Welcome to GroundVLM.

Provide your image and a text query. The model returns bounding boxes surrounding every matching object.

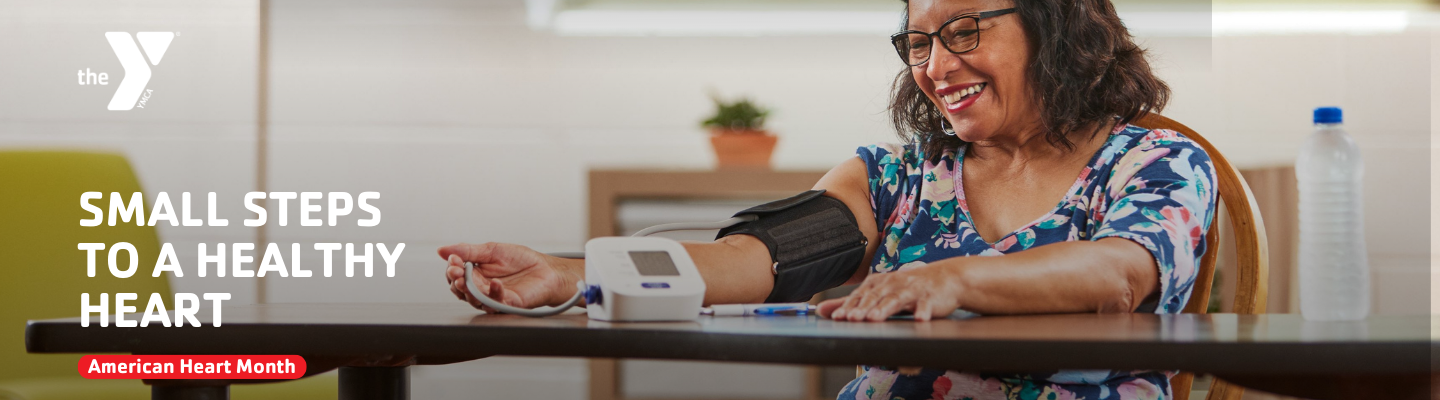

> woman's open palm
[440,242,579,313]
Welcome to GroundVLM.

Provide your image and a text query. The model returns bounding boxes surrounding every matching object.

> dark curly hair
[891,0,1170,159]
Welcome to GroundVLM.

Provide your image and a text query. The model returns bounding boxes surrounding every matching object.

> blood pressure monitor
[583,237,706,322]
[466,190,858,320]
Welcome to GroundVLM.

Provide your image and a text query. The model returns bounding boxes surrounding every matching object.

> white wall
[0,0,263,303]
[1208,32,1433,316]
[1,1,1432,399]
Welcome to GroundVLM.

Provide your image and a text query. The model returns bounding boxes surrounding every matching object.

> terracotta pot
[708,129,777,169]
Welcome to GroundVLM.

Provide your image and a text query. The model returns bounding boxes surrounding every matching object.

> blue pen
[702,303,815,316]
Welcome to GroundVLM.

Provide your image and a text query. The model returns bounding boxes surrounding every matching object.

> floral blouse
[838,124,1216,400]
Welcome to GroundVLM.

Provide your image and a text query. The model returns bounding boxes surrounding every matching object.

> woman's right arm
[442,156,880,309]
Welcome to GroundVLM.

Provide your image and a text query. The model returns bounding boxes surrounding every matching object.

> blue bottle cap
[1314,107,1342,124]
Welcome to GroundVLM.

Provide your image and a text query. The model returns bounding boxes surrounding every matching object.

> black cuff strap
[716,190,868,303]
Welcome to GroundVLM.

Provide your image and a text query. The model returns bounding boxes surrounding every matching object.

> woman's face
[907,0,1036,143]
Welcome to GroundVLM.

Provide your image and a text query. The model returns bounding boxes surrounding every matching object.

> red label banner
[78,355,306,379]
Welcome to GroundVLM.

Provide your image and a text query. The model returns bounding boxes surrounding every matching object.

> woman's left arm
[818,238,1157,321]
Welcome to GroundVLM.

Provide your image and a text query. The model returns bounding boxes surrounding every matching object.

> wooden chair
[1133,113,1270,400]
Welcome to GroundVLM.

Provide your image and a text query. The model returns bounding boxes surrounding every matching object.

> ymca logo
[76,32,175,110]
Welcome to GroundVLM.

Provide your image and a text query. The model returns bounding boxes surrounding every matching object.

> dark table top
[26,303,1436,375]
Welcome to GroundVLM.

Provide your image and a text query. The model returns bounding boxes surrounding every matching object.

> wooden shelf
[588,169,829,238]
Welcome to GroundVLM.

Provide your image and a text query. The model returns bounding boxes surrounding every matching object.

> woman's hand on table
[439,243,582,312]
[817,264,962,322]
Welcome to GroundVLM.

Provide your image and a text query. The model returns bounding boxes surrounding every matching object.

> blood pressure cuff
[716,190,868,303]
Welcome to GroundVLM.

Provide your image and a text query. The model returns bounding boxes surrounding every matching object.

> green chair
[0,150,336,400]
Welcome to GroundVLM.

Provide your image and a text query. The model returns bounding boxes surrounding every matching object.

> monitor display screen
[628,251,680,276]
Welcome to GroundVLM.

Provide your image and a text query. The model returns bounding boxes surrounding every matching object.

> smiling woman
[824,0,1206,398]
[892,0,1169,157]
[438,0,1212,399]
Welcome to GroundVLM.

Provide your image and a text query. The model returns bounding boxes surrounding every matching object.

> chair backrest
[0,151,171,381]
[1133,114,1270,400]
[1133,114,1270,315]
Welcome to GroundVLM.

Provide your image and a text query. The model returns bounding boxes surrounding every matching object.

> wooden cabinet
[589,169,829,238]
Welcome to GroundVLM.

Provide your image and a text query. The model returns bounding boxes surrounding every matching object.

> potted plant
[701,95,777,169]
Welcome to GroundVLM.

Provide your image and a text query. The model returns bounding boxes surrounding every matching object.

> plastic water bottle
[1296,107,1369,321]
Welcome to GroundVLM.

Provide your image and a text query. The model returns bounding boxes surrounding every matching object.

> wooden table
[26,304,1435,400]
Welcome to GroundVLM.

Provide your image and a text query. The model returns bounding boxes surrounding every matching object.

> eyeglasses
[890,8,1016,66]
